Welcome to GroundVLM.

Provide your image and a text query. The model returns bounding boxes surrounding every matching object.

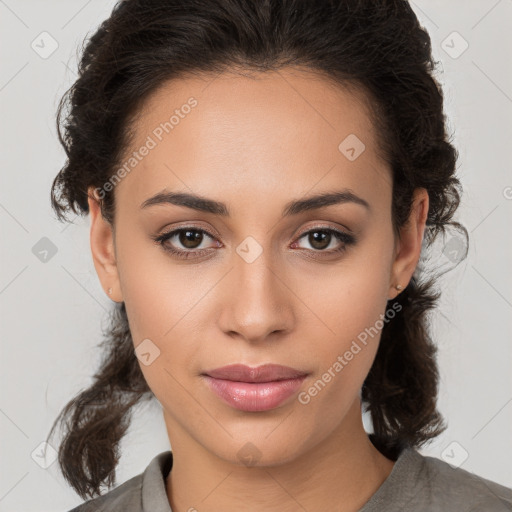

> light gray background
[1,1,511,510]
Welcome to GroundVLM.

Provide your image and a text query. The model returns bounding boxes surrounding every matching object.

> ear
[87,187,123,302]
[388,187,429,300]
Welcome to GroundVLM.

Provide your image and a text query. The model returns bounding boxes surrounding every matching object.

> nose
[216,250,295,344]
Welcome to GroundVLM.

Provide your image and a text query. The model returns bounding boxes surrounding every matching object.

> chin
[202,430,309,469]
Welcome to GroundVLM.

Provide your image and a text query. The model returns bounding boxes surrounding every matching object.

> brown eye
[178,229,205,249]
[152,227,219,259]
[307,230,331,250]
[294,227,356,254]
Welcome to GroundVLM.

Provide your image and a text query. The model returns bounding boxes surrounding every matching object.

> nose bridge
[218,240,293,341]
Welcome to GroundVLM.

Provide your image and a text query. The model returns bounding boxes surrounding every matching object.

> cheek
[308,290,384,396]
[115,230,189,341]
[300,237,393,348]
[114,236,209,391]
[297,238,393,399]
[295,288,386,427]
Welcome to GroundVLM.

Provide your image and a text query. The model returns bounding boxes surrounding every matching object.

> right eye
[152,227,220,259]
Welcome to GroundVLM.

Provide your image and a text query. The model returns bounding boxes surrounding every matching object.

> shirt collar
[141,450,174,512]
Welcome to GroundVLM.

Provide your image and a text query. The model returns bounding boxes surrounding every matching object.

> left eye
[152,226,356,259]
[293,228,355,252]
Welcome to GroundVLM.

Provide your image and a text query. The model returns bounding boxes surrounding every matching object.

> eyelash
[151,225,356,260]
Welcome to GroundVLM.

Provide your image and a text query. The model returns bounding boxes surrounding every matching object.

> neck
[165,398,395,512]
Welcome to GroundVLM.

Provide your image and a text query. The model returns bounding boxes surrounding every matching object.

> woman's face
[89,67,427,465]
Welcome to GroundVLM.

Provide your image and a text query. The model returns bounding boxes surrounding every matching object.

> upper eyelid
[160,225,217,240]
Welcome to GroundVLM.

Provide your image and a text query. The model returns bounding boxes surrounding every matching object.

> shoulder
[419,451,512,511]
[66,451,173,512]
[362,447,512,512]
[409,450,512,512]
[66,473,143,512]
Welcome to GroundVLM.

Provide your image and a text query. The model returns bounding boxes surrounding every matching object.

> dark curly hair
[46,0,469,501]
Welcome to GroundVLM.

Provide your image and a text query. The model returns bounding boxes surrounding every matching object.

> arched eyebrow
[140,189,371,216]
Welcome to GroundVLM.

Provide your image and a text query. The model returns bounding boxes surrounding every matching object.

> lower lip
[202,375,307,412]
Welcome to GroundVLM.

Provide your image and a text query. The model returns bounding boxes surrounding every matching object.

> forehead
[115,67,390,211]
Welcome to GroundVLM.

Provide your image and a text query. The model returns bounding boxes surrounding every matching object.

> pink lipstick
[201,363,308,412]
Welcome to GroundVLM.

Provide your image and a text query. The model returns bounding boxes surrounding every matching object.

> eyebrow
[140,189,371,216]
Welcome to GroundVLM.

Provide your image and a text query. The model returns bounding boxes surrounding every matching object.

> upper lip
[203,364,309,383]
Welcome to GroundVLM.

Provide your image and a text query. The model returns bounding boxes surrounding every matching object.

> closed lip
[202,363,309,383]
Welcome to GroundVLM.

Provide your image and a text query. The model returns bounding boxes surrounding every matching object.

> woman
[47,0,512,510]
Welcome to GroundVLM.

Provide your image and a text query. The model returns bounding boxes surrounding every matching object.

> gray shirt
[68,448,512,511]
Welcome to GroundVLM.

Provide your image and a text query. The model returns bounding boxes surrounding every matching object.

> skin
[87,67,428,512]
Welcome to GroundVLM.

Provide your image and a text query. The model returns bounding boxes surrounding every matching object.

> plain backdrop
[1,1,511,510]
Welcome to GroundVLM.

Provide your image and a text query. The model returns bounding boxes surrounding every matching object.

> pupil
[180,230,202,249]
[310,231,330,250]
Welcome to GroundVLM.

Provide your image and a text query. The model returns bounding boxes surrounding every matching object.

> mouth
[201,364,309,412]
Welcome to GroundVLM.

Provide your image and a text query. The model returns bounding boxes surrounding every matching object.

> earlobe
[87,187,122,302]
[388,188,429,300]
